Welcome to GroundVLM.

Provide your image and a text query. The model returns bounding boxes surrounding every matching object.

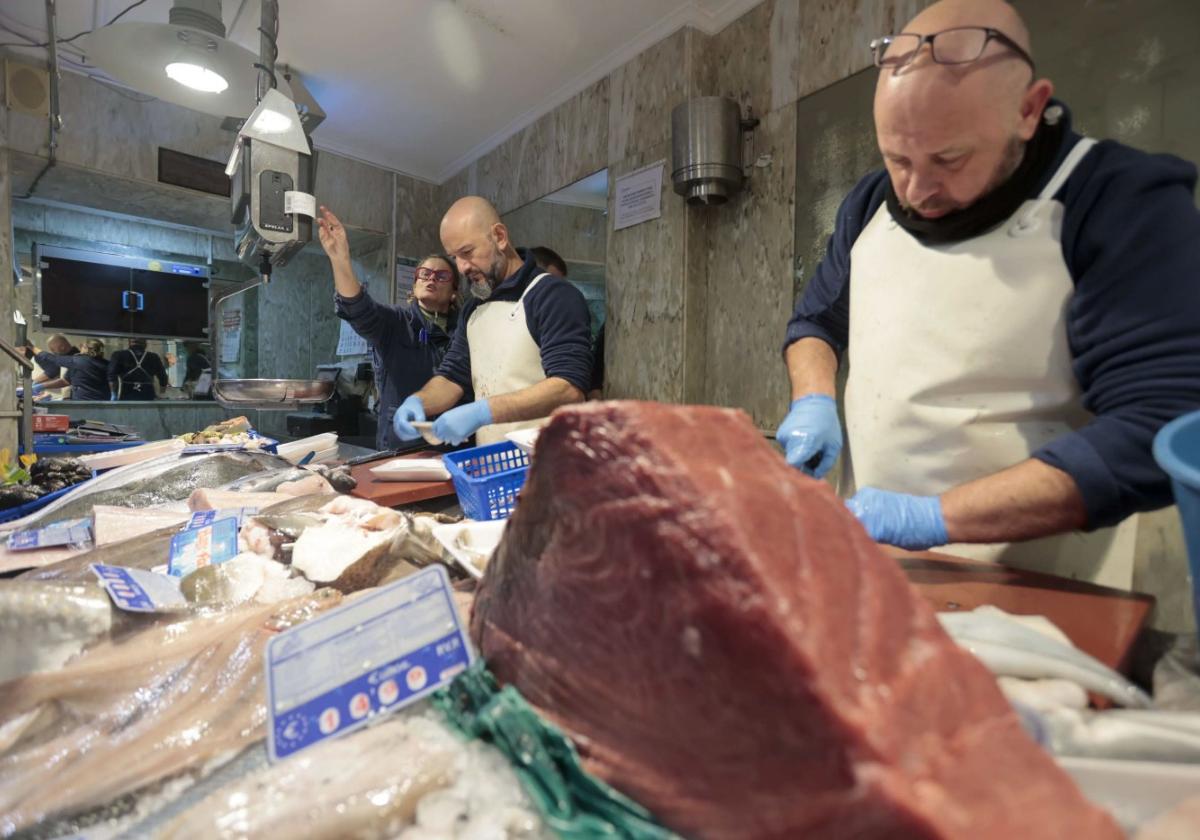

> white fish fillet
[939,609,1152,708]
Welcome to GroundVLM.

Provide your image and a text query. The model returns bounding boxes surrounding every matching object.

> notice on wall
[220,305,242,363]
[395,257,418,303]
[613,160,665,231]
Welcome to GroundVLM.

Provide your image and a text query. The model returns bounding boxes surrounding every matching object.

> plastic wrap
[0,590,342,836]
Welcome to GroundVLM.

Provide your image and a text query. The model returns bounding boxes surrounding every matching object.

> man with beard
[778,0,1200,585]
[392,196,593,446]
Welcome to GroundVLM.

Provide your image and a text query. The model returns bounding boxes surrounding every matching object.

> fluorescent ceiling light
[165,61,228,93]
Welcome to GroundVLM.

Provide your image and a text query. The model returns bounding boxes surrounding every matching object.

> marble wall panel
[314,153,393,234]
[791,67,878,303]
[0,115,15,455]
[608,28,693,165]
[700,106,796,428]
[704,0,775,119]
[502,200,607,266]
[604,143,687,403]
[9,154,233,233]
[394,175,444,261]
[5,67,233,184]
[768,0,931,110]
[551,78,610,194]
[12,200,213,258]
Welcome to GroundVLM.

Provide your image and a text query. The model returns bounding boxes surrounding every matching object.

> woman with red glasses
[318,205,462,450]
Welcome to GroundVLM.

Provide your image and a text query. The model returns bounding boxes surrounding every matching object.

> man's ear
[1018,78,1054,141]
[492,222,510,252]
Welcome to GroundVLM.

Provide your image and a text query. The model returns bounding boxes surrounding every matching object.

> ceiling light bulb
[252,108,294,134]
[165,61,229,93]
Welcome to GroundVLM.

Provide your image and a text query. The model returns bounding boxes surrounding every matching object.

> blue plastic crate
[443,441,530,521]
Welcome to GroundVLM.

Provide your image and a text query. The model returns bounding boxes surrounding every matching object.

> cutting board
[349,451,458,508]
[892,548,1154,675]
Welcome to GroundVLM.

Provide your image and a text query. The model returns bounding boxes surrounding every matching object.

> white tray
[431,519,507,579]
[369,457,450,482]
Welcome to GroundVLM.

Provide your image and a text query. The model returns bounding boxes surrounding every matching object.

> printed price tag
[185,507,258,530]
[168,517,239,577]
[8,518,92,551]
[265,566,473,762]
[90,564,187,613]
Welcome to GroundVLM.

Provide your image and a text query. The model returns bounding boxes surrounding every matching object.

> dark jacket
[335,292,458,450]
[35,351,108,401]
[785,103,1200,529]
[436,250,593,395]
[108,347,168,400]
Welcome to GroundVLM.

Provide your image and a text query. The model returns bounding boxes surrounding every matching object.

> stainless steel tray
[212,378,334,410]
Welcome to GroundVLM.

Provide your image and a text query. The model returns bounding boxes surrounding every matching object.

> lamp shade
[82,21,292,118]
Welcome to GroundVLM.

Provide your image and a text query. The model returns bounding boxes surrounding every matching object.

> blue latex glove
[846,487,949,551]
[775,394,843,478]
[392,395,426,441]
[432,400,493,446]
[109,394,118,401]
[31,382,45,395]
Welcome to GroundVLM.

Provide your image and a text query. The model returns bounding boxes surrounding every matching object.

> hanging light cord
[0,0,149,49]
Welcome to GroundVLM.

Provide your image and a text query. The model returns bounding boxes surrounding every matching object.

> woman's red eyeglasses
[416,267,454,283]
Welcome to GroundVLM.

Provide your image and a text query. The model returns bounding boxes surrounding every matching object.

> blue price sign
[90,563,186,613]
[265,565,474,762]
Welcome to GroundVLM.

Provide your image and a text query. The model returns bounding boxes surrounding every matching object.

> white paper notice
[337,321,368,356]
[613,161,665,231]
[220,305,242,363]
[395,261,417,302]
[284,191,317,218]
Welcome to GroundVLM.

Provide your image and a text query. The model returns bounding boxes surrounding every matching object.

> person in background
[317,205,462,451]
[108,338,168,400]
[33,339,108,401]
[30,334,79,395]
[183,342,211,385]
[533,244,607,399]
[392,196,593,446]
[589,322,605,400]
[778,0,1200,584]
[531,245,568,278]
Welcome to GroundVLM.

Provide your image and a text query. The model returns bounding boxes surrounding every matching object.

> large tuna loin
[471,401,1121,840]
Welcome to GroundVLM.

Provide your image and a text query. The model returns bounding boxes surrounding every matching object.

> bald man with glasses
[778,0,1200,587]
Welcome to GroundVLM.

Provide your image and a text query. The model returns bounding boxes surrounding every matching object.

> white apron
[844,138,1138,588]
[466,272,552,446]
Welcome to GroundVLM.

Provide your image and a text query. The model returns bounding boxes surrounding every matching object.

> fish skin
[0,581,115,683]
[0,589,343,837]
[19,493,340,583]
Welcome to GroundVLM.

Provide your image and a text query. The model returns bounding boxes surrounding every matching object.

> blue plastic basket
[1154,410,1200,640]
[443,441,530,521]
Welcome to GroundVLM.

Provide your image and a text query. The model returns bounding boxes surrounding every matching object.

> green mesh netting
[433,661,680,840]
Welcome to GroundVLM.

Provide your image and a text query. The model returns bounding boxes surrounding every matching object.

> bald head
[47,334,71,355]
[441,195,522,297]
[873,0,1052,218]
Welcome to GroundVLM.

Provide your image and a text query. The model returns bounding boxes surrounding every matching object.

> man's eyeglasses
[416,267,454,283]
[870,26,1035,72]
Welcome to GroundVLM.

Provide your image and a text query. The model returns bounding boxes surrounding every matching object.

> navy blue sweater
[35,351,109,401]
[785,108,1200,529]
[335,292,458,450]
[436,250,593,396]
